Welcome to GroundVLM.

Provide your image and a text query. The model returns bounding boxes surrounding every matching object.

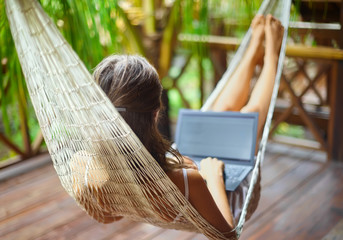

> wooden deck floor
[1,143,342,240]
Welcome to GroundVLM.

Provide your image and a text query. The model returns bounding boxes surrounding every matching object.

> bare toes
[265,15,284,55]
[266,14,274,25]
[251,14,265,28]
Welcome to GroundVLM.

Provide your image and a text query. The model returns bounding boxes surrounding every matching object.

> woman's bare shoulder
[166,167,232,233]
[166,168,203,196]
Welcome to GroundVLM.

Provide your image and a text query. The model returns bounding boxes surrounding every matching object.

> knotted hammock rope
[6,0,290,239]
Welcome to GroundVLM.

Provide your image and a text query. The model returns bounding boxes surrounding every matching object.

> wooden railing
[280,46,343,160]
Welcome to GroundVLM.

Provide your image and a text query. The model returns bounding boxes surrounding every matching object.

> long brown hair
[93,55,184,171]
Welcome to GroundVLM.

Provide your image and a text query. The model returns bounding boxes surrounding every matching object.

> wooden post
[340,0,343,48]
[328,60,343,161]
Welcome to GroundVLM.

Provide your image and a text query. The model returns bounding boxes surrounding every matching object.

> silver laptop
[174,109,258,191]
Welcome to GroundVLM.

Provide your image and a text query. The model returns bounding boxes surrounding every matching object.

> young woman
[92,14,284,234]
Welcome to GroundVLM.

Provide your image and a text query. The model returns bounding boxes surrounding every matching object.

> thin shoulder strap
[172,168,190,223]
[182,168,189,200]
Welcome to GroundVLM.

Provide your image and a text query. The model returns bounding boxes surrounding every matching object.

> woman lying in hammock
[89,14,283,233]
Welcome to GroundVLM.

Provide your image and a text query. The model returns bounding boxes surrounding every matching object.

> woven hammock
[6,0,290,239]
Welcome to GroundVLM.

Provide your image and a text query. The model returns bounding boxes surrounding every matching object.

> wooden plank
[260,148,311,188]
[322,220,343,240]
[0,179,61,212]
[0,164,53,193]
[241,163,343,240]
[0,169,65,221]
[188,233,210,240]
[72,218,139,240]
[258,160,324,213]
[35,215,96,240]
[2,201,85,240]
[258,143,294,185]
[111,223,164,240]
[244,152,326,230]
[0,193,72,237]
[0,143,340,239]
[150,229,199,240]
[0,153,51,182]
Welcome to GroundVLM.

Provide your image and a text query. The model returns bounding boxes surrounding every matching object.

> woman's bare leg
[241,14,284,138]
[211,15,265,111]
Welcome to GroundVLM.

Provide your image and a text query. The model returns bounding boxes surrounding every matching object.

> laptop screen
[175,109,258,163]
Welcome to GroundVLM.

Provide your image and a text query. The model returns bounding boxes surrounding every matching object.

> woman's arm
[185,166,235,233]
[199,157,235,227]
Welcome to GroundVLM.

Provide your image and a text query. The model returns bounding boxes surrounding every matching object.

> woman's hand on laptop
[199,157,225,183]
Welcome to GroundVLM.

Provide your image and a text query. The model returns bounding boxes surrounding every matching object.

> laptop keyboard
[223,165,252,191]
[224,165,245,182]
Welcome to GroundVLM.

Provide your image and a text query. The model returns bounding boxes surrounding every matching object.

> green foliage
[168,56,214,120]
[38,0,122,68]
[0,0,128,160]
[0,0,31,156]
[207,0,262,37]
[274,122,305,139]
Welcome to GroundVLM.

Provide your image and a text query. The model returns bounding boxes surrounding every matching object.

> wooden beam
[178,34,240,51]
[289,21,341,30]
[0,133,25,156]
[271,135,322,150]
[328,60,343,161]
[32,130,44,155]
[178,34,343,59]
[340,0,343,47]
[286,45,343,60]
[273,108,329,132]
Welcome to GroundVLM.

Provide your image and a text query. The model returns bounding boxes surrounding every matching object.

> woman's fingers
[200,157,225,180]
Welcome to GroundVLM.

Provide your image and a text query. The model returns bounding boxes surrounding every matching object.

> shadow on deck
[1,143,342,240]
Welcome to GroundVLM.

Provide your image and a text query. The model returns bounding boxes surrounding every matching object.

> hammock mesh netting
[6,0,290,239]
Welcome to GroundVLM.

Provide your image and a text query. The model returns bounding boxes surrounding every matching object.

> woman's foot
[246,14,265,66]
[265,14,284,61]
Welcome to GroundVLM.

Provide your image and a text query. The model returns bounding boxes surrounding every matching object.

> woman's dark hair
[93,55,184,171]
